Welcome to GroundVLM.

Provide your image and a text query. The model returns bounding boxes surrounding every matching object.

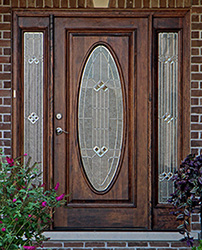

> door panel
[54,17,148,229]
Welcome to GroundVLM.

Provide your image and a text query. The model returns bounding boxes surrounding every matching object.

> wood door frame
[12,9,190,231]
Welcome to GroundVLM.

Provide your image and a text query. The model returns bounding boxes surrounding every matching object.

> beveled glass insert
[24,32,44,182]
[158,33,178,203]
[78,45,123,192]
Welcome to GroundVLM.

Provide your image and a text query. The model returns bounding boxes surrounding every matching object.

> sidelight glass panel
[24,32,44,182]
[78,45,123,192]
[158,33,178,203]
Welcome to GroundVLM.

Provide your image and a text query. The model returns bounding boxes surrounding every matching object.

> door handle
[56,127,68,135]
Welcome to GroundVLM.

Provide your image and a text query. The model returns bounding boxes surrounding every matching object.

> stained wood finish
[54,17,149,229]
[12,9,190,231]
[152,13,190,230]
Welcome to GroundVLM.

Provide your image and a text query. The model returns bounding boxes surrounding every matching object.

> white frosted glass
[24,32,43,183]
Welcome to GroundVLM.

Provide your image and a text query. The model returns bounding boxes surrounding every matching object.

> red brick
[11,0,18,7]
[135,0,142,7]
[0,73,10,80]
[137,249,156,250]
[4,131,11,138]
[192,7,202,13]
[53,0,59,7]
[192,48,199,55]
[191,65,199,72]
[192,23,202,30]
[126,0,133,8]
[78,0,85,7]
[61,0,68,8]
[4,115,11,122]
[175,0,183,7]
[0,123,11,130]
[184,0,191,7]
[192,57,202,63]
[36,0,43,7]
[0,57,10,64]
[28,0,36,7]
[3,31,11,39]
[85,242,105,247]
[171,241,191,247]
[193,0,199,4]
[3,14,11,22]
[192,214,200,222]
[191,90,202,96]
[0,40,11,47]
[0,140,11,146]
[0,24,10,31]
[192,73,202,80]
[0,106,10,113]
[3,48,11,56]
[87,0,94,8]
[3,81,11,88]
[191,124,202,130]
[19,0,26,7]
[192,41,202,47]
[192,31,199,39]
[149,242,169,247]
[191,107,202,113]
[0,90,10,97]
[69,0,77,7]
[4,98,11,105]
[3,0,10,5]
[143,0,149,8]
[191,115,199,122]
[4,148,11,155]
[4,64,11,72]
[191,140,202,147]
[42,242,62,247]
[128,242,148,247]
[192,223,201,230]
[64,242,84,247]
[192,98,199,105]
[191,132,199,139]
[151,0,159,7]
[192,148,199,154]
[159,0,166,7]
[192,15,200,22]
[107,242,126,247]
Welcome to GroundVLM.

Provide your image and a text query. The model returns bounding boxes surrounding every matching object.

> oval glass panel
[78,45,124,192]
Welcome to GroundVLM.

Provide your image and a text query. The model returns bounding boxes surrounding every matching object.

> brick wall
[0,0,202,249]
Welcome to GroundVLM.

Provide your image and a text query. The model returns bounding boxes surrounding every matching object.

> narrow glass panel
[24,32,43,182]
[158,33,178,203]
[78,45,123,192]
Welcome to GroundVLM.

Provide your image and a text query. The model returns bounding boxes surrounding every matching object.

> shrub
[0,154,67,250]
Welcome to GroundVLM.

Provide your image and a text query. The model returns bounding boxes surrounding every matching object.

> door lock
[56,127,68,135]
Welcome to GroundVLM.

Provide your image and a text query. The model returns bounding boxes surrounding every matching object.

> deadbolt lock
[56,113,63,120]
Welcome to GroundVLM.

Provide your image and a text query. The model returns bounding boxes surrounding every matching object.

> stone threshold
[43,231,199,241]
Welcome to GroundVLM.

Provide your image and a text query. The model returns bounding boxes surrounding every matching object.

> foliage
[168,154,202,247]
[192,240,202,250]
[0,154,67,250]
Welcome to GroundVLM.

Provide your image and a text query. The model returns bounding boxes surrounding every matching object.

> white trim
[43,231,199,241]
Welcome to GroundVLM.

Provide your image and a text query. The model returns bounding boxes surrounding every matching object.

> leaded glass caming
[24,32,44,182]
[158,33,178,203]
[78,45,123,192]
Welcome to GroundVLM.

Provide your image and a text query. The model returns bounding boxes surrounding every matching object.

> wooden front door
[53,16,149,230]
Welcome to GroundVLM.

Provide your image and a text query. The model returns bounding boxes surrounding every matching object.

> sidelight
[24,32,44,181]
[158,33,178,203]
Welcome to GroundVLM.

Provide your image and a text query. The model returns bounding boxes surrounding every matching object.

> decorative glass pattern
[78,45,123,192]
[158,33,178,203]
[24,32,44,182]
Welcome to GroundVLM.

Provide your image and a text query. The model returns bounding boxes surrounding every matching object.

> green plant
[0,154,67,250]
[192,240,202,250]
[168,154,202,247]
